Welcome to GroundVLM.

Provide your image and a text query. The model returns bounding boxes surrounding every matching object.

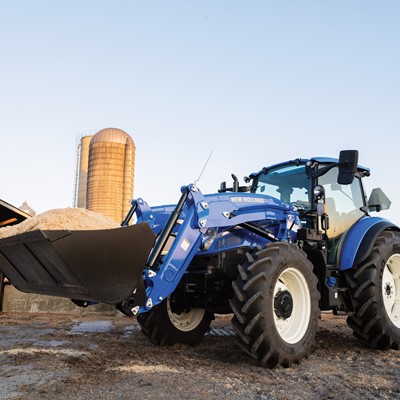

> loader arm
[131,184,300,314]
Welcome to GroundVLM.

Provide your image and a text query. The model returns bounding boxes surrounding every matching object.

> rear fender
[338,216,399,270]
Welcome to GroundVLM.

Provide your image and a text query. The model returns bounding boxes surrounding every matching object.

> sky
[1,1,399,224]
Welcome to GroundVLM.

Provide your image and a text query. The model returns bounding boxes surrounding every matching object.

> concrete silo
[86,128,135,223]
[76,134,93,208]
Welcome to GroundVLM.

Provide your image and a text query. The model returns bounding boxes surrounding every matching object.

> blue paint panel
[338,216,394,270]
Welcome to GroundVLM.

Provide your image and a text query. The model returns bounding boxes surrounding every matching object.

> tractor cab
[250,150,388,266]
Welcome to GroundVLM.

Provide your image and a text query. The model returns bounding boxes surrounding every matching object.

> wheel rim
[382,254,400,328]
[273,267,311,344]
[166,298,206,332]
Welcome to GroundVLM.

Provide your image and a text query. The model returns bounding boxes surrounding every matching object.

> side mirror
[337,150,358,185]
[368,188,391,212]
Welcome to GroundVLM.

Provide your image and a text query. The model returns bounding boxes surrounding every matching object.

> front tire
[137,296,213,346]
[230,242,320,367]
[346,230,400,349]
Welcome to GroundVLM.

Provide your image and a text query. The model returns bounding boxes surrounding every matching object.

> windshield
[252,163,312,209]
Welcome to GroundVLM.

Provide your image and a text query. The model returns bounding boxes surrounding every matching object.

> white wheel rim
[273,267,311,344]
[166,298,206,332]
[382,254,400,328]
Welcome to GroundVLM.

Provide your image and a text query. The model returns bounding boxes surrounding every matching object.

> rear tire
[230,242,320,367]
[137,296,213,346]
[346,230,400,349]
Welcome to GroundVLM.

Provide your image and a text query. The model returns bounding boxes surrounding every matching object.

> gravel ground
[0,311,399,400]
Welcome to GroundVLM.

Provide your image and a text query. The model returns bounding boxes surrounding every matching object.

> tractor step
[0,223,155,305]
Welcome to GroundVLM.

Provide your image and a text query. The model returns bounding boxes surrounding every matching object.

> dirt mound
[0,208,120,239]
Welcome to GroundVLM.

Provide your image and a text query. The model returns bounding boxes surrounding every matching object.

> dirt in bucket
[0,208,120,239]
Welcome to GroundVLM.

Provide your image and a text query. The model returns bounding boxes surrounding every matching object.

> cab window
[253,164,311,209]
[318,166,365,238]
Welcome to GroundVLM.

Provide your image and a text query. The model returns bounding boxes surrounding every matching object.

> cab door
[318,166,367,264]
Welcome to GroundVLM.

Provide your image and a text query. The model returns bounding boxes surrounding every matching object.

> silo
[76,135,93,208]
[86,128,135,223]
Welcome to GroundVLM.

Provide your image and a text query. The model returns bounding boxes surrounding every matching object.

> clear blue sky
[1,1,399,223]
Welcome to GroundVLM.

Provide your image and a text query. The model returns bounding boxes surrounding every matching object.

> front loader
[0,149,399,367]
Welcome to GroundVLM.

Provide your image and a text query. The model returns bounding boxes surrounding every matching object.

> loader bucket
[0,223,155,305]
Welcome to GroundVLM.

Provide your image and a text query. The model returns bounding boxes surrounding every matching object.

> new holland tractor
[0,150,399,367]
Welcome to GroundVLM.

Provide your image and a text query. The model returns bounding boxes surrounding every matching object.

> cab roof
[253,156,370,176]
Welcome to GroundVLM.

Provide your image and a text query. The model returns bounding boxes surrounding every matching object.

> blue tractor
[0,150,399,367]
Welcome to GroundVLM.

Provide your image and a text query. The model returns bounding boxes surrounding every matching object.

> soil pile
[0,208,120,239]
